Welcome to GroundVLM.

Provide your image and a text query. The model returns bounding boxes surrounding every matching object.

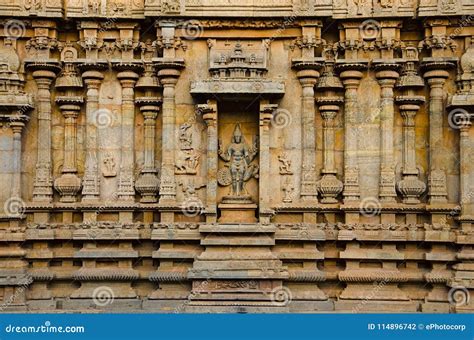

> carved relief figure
[179,179,206,199]
[218,124,258,197]
[175,150,200,174]
[278,153,293,175]
[102,154,117,177]
[24,0,44,11]
[175,117,200,174]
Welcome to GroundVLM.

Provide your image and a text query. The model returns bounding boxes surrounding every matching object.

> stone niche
[217,101,260,223]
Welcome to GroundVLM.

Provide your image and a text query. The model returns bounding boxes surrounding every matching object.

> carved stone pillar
[135,106,160,203]
[292,62,322,202]
[316,59,344,203]
[458,119,473,221]
[157,68,181,204]
[395,58,426,204]
[117,70,139,202]
[336,63,367,202]
[198,101,218,223]
[54,105,82,202]
[317,102,343,203]
[135,63,162,203]
[30,68,59,202]
[54,61,83,203]
[422,62,456,204]
[259,102,277,223]
[374,62,400,202]
[396,100,426,204]
[9,121,24,199]
[81,68,105,203]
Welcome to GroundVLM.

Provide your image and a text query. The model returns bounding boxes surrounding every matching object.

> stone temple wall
[0,0,473,313]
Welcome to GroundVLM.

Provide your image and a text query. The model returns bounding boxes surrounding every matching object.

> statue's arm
[218,139,230,161]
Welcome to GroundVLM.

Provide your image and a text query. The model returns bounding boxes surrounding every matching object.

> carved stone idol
[102,154,117,177]
[218,124,258,200]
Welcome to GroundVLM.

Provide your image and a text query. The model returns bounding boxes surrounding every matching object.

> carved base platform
[188,224,289,307]
[61,298,142,312]
[334,300,419,312]
[218,195,257,223]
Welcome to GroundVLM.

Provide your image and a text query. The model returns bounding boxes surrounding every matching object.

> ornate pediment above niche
[0,0,62,17]
[66,0,145,18]
[190,40,284,98]
[144,0,333,17]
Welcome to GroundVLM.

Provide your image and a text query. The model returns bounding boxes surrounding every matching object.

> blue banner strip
[0,314,472,340]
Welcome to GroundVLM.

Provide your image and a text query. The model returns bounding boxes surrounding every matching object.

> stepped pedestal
[187,224,289,311]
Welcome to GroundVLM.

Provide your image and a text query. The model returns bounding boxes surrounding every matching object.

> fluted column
[259,102,277,223]
[337,63,366,202]
[81,70,104,202]
[199,101,218,222]
[296,69,320,201]
[422,65,454,204]
[375,63,400,202]
[31,70,57,202]
[158,69,181,204]
[117,71,139,201]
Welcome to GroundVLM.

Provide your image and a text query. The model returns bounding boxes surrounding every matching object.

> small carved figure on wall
[102,154,117,177]
[278,153,293,175]
[179,179,206,199]
[218,124,259,197]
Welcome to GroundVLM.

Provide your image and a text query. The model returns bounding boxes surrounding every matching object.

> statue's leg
[230,167,237,195]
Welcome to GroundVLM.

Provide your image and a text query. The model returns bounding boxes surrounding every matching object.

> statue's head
[232,124,243,143]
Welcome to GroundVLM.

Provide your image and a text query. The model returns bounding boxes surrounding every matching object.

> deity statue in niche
[218,124,258,197]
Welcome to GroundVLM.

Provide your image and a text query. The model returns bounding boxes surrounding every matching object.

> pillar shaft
[200,101,218,222]
[32,70,56,202]
[81,71,104,202]
[117,71,139,201]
